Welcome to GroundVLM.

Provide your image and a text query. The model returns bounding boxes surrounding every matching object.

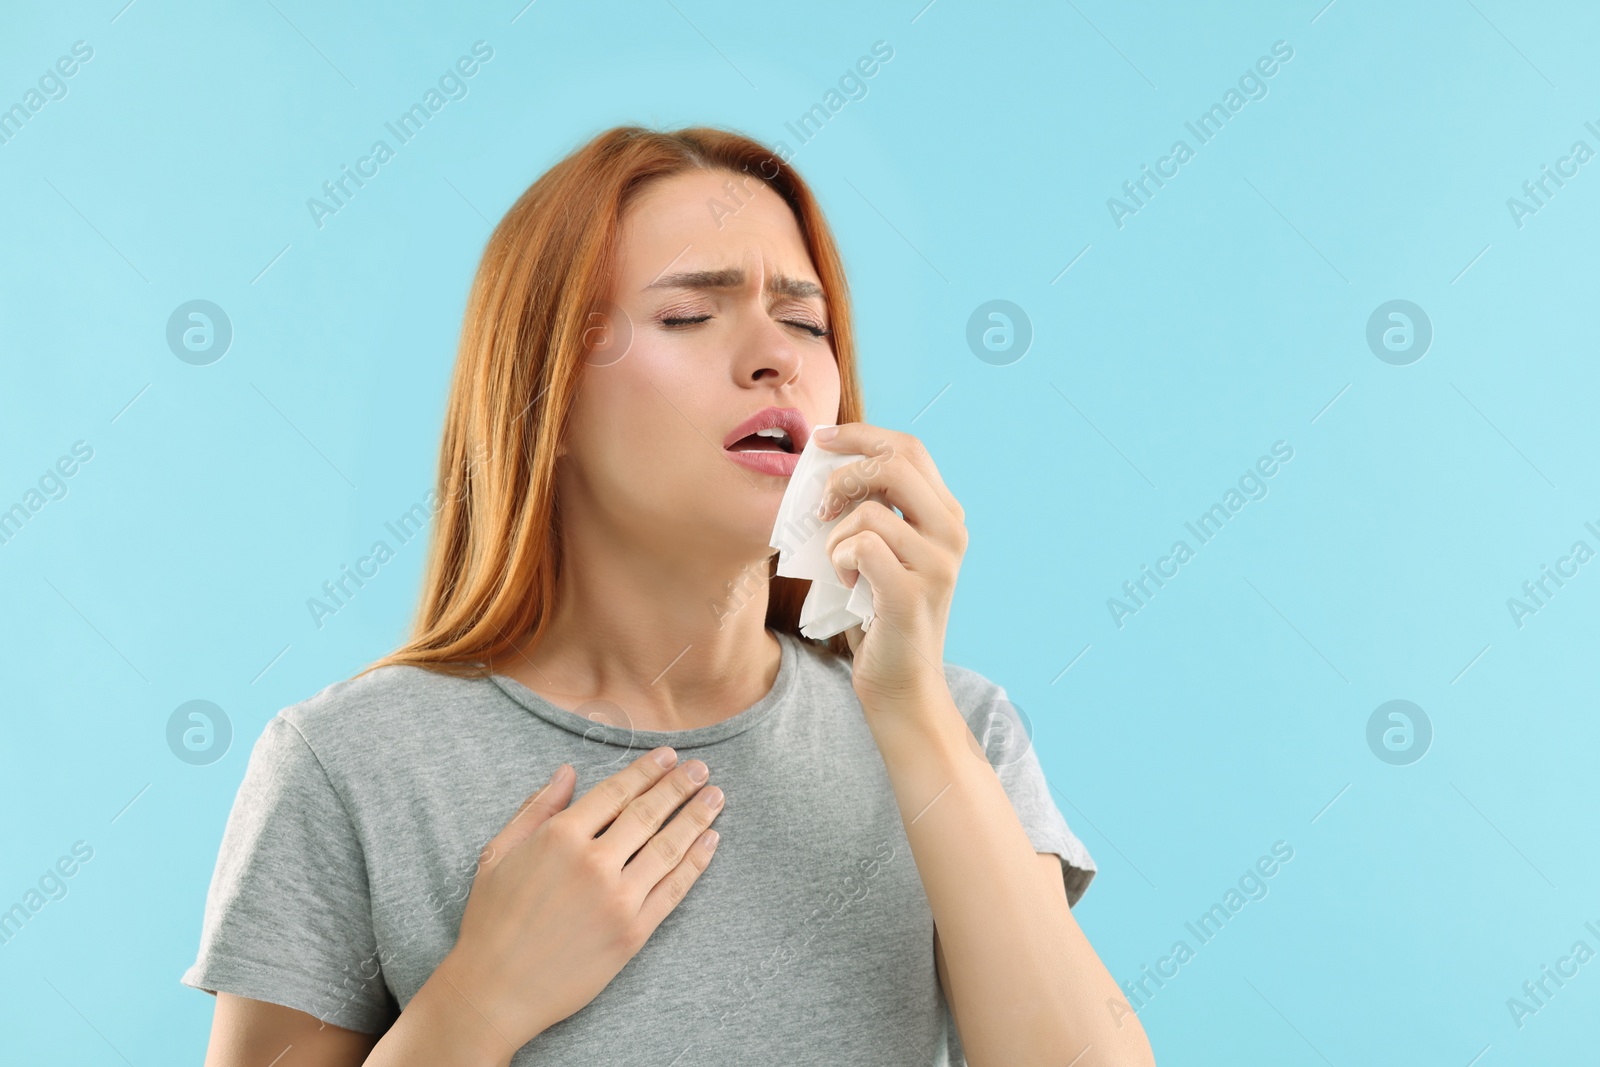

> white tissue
[768,426,877,640]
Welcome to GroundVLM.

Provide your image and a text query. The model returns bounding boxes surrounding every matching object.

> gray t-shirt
[182,628,1096,1064]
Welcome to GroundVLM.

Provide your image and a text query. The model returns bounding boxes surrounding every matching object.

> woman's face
[559,167,842,562]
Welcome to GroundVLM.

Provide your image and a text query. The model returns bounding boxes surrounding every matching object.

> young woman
[183,126,1156,1066]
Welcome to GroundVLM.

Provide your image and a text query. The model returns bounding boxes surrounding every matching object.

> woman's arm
[866,691,1157,1067]
[202,993,379,1067]
[202,981,518,1067]
[360,958,525,1066]
[809,422,1157,1063]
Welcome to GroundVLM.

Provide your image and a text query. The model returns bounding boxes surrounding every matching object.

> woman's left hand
[813,422,968,712]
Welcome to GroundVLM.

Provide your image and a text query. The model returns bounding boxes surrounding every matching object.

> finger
[831,530,910,599]
[561,746,679,838]
[635,825,721,935]
[819,448,959,545]
[594,758,715,867]
[813,423,963,520]
[619,782,724,895]
[825,499,942,575]
[480,764,576,873]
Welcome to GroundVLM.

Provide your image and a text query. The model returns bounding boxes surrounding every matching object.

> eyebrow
[643,267,825,301]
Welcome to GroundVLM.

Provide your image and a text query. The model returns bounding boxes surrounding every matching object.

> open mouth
[725,427,796,454]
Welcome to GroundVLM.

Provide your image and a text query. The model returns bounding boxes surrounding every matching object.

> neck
[490,529,783,733]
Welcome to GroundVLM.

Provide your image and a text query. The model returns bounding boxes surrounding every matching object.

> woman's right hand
[431,747,725,1051]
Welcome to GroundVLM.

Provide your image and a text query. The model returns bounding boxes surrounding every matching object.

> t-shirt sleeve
[943,664,1097,908]
[180,713,397,1033]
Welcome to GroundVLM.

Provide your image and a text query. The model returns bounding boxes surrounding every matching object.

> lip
[722,405,809,478]
[725,449,801,477]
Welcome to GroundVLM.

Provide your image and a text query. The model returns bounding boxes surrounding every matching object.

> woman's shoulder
[784,627,1011,716]
[268,662,496,761]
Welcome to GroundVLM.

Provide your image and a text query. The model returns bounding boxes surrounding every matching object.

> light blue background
[3,1,1597,1063]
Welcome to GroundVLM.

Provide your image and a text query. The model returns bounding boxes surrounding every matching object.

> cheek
[571,349,704,477]
[815,349,844,415]
[615,337,727,443]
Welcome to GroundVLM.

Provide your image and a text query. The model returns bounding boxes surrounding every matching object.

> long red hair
[362,126,863,679]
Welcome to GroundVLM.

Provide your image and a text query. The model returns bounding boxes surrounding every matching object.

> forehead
[615,169,817,288]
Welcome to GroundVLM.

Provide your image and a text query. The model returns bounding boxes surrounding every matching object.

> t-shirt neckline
[487,629,800,750]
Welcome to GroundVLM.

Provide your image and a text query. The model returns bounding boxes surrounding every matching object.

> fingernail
[814,426,838,442]
[653,747,677,768]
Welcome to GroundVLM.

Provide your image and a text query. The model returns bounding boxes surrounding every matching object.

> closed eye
[660,314,830,338]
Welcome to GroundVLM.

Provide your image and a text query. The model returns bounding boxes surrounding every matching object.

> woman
[183,125,1156,1066]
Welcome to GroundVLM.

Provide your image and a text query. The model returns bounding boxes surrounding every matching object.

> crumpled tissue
[768,426,877,640]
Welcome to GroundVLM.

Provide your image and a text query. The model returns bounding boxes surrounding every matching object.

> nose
[731,304,803,389]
